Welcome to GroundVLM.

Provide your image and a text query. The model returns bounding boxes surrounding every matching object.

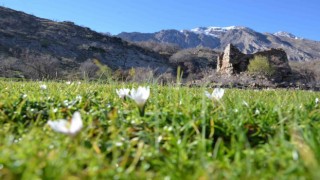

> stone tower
[217,44,247,74]
[217,44,292,82]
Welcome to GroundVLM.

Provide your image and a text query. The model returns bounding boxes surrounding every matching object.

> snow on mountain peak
[188,26,245,37]
[274,31,301,39]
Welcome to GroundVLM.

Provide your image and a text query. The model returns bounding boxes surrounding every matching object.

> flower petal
[129,86,150,106]
[47,119,70,134]
[205,91,212,99]
[70,111,83,134]
[213,88,224,100]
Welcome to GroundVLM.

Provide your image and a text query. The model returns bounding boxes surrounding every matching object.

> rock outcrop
[217,44,292,81]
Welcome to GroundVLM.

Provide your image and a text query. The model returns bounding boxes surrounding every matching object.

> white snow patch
[274,31,302,40]
[186,26,245,37]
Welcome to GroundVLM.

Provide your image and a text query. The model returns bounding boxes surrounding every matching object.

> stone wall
[254,48,292,81]
[217,44,292,81]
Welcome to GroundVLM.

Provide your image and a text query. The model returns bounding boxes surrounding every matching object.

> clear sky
[2,0,320,40]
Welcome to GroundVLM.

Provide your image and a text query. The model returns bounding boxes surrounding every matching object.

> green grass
[0,80,320,179]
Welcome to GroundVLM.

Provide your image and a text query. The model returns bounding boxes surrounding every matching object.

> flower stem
[138,105,145,117]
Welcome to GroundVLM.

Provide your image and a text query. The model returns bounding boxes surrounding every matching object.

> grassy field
[0,80,320,179]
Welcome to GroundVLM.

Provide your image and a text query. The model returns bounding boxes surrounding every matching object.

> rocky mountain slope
[118,26,320,61]
[0,6,171,79]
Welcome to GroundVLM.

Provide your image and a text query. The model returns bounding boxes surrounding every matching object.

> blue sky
[2,0,320,40]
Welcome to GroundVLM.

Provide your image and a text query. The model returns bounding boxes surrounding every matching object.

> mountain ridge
[117,26,320,61]
[1,6,320,87]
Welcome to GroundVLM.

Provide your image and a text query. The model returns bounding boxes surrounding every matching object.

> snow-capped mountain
[273,31,301,40]
[117,26,320,61]
[189,26,246,37]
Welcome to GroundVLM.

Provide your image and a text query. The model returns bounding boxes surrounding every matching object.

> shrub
[248,55,275,76]
[93,59,113,81]
[169,48,218,78]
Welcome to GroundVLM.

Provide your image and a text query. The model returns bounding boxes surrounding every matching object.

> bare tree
[19,53,61,79]
[79,59,99,79]
[0,56,20,78]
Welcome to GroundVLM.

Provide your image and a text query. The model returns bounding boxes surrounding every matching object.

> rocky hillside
[1,6,319,87]
[117,26,320,61]
[0,6,171,79]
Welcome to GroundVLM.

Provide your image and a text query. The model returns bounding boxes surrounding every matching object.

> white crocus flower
[22,94,28,99]
[243,100,249,107]
[47,111,83,136]
[316,98,319,104]
[129,86,150,116]
[116,88,130,99]
[130,86,150,106]
[292,150,299,161]
[205,88,225,101]
[66,81,72,85]
[40,84,47,90]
